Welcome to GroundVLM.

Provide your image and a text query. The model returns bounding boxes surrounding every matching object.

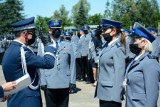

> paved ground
[0,65,159,107]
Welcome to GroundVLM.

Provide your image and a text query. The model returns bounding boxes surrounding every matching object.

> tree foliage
[71,0,90,28]
[35,16,50,34]
[88,13,103,25]
[0,0,24,34]
[104,0,112,19]
[105,0,160,29]
[51,4,71,27]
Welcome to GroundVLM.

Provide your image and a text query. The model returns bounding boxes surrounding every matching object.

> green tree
[88,13,103,25]
[52,5,71,27]
[109,0,160,29]
[59,4,69,16]
[52,10,60,20]
[35,16,50,34]
[71,0,90,28]
[0,0,24,34]
[104,0,112,19]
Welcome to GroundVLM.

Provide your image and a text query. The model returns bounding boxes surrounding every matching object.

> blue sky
[22,0,107,18]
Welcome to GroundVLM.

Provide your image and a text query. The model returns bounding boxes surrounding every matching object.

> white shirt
[14,39,26,46]
[134,52,145,60]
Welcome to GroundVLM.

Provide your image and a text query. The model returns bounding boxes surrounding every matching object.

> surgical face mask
[129,44,142,55]
[103,33,112,43]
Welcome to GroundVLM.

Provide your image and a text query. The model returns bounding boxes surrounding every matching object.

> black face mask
[28,34,36,45]
[65,37,71,41]
[84,30,88,34]
[103,33,112,43]
[52,29,61,39]
[129,44,142,55]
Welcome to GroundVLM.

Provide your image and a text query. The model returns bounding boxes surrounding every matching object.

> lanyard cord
[21,46,40,90]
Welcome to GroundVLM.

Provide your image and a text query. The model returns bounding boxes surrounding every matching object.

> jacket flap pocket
[100,80,113,87]
[132,93,146,100]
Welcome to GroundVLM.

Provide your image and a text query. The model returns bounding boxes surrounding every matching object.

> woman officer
[95,19,126,107]
[125,22,160,107]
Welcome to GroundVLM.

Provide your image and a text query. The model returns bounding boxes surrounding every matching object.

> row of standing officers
[1,16,160,107]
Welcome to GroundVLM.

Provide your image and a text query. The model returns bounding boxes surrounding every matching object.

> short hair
[14,30,23,38]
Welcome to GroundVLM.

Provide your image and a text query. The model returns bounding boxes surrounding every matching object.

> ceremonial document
[5,74,31,96]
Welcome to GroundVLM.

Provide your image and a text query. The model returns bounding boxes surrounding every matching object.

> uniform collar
[134,51,145,60]
[13,39,26,46]
[108,38,119,46]
[80,34,85,38]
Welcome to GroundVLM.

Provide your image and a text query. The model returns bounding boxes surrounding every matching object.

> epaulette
[116,42,122,48]
[65,40,71,43]
[48,42,53,46]
[147,54,156,59]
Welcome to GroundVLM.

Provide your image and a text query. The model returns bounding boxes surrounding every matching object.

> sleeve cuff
[0,85,4,98]
[44,52,56,59]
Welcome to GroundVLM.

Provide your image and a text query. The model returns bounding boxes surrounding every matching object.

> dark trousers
[99,100,121,107]
[87,59,94,82]
[76,58,82,80]
[46,88,69,107]
[81,56,88,81]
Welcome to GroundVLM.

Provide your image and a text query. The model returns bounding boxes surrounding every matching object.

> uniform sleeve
[90,40,97,60]
[25,46,56,69]
[70,44,76,84]
[0,85,4,98]
[143,60,160,107]
[113,47,126,89]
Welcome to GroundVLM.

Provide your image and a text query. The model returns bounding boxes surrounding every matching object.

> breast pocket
[100,80,113,87]
[132,93,146,100]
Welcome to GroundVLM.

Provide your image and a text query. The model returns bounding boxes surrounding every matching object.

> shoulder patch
[147,54,156,59]
[116,42,122,48]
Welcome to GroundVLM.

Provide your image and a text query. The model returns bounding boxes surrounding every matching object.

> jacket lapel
[126,52,149,73]
[100,40,118,57]
[57,42,65,53]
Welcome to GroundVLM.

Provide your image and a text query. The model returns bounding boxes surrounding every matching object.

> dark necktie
[56,41,59,49]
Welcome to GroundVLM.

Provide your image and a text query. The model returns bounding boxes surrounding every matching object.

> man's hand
[1,96,10,102]
[40,34,51,45]
[1,82,16,92]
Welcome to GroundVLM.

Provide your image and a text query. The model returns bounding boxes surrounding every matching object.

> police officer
[68,30,79,93]
[44,20,74,107]
[148,28,160,61]
[75,29,84,81]
[82,25,93,84]
[123,29,135,66]
[39,19,62,97]
[2,17,56,107]
[147,27,158,36]
[125,22,160,107]
[63,32,77,94]
[71,29,79,57]
[95,19,126,107]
